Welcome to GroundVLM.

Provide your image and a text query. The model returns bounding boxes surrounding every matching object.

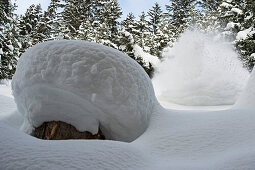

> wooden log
[31,121,105,140]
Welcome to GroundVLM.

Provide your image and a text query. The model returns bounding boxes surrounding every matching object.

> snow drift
[11,40,156,142]
[153,30,249,106]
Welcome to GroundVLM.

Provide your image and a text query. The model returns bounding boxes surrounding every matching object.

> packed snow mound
[12,40,156,142]
[153,30,249,106]
[234,68,255,109]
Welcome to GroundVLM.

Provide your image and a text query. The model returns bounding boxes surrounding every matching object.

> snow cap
[12,40,156,142]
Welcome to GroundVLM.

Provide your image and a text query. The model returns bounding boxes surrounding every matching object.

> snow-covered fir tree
[0,0,255,80]
[0,1,20,79]
[166,0,197,35]
[18,4,46,52]
[96,0,122,45]
[43,0,63,40]
[148,3,163,34]
[134,12,150,50]
[235,0,255,71]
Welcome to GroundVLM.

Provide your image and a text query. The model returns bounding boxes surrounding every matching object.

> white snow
[251,53,255,58]
[133,44,160,66]
[225,22,240,30]
[245,12,253,20]
[153,30,249,106]
[220,2,232,8]
[0,94,16,119]
[234,67,255,109]
[11,40,156,142]
[236,27,255,40]
[0,83,23,128]
[1,39,255,169]
[7,45,14,52]
[0,121,152,170]
[134,105,255,169]
[2,89,255,169]
[0,80,13,98]
[231,8,242,15]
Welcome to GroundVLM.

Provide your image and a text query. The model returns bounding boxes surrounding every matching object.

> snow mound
[153,30,249,106]
[12,40,156,142]
[234,68,255,109]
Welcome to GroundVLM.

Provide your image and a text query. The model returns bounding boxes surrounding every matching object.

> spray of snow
[153,30,249,106]
[234,68,255,109]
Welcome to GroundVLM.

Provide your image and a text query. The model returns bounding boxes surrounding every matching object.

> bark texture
[31,121,105,140]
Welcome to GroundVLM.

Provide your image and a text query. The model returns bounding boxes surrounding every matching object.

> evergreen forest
[0,0,254,79]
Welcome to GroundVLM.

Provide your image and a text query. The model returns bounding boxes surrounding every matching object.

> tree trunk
[31,121,105,140]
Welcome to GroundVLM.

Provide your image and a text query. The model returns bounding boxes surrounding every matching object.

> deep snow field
[1,31,255,169]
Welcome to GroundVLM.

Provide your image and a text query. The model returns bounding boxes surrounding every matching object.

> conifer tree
[218,0,244,39]
[43,0,63,40]
[135,12,150,49]
[96,0,122,44]
[0,1,20,79]
[148,3,163,34]
[199,0,223,11]
[18,4,46,52]
[235,0,255,71]
[166,0,197,35]
[118,13,137,57]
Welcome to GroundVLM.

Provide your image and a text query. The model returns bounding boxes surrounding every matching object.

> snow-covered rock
[12,40,156,142]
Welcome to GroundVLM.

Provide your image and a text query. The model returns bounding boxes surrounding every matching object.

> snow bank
[12,40,156,142]
[153,30,249,106]
[234,68,255,109]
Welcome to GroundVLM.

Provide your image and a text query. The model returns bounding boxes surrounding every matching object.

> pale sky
[12,0,170,19]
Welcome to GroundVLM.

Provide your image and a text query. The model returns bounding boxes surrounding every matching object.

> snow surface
[153,30,249,106]
[2,39,255,169]
[0,121,152,170]
[1,90,255,169]
[11,40,156,142]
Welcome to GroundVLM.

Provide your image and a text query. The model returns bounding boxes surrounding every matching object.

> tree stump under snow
[31,121,105,140]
